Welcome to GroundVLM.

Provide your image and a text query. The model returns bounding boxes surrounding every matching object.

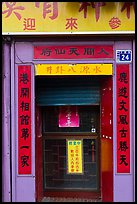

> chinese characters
[18,65,31,174]
[117,64,130,173]
[2,2,135,33]
[59,106,79,127]
[2,2,25,20]
[23,18,36,30]
[35,63,112,76]
[34,2,58,20]
[34,45,113,60]
[66,18,78,30]
[67,140,83,174]
[79,2,106,22]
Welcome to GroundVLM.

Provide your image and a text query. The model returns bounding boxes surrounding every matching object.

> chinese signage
[59,106,79,127]
[35,64,113,76]
[34,45,113,59]
[67,140,83,174]
[116,50,132,63]
[18,65,31,174]
[116,64,130,173]
[2,2,135,34]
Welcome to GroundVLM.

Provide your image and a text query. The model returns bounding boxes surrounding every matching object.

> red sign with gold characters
[18,65,31,174]
[116,64,130,173]
[34,45,113,60]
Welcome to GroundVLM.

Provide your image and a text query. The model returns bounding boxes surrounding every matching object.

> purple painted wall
[12,42,35,202]
[113,41,134,202]
[2,42,11,202]
[2,38,135,202]
[133,40,135,201]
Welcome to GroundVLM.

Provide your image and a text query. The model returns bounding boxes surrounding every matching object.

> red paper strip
[116,64,130,173]
[18,65,31,174]
[34,45,113,59]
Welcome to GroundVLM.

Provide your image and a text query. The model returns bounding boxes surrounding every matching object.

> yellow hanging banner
[67,140,83,174]
[35,64,113,76]
[2,2,135,34]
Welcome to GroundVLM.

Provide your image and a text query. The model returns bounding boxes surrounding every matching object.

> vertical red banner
[18,65,31,174]
[116,64,130,173]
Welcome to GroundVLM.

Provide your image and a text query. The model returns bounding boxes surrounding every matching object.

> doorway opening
[43,105,100,192]
[35,75,113,202]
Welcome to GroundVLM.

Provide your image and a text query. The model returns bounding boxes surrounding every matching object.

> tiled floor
[41,197,102,202]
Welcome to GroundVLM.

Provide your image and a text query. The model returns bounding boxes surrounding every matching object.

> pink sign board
[34,45,113,60]
[59,106,79,127]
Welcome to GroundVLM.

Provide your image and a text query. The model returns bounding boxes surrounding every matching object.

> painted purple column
[13,42,36,202]
[11,42,16,202]
[113,41,134,202]
[132,40,135,201]
[2,40,11,202]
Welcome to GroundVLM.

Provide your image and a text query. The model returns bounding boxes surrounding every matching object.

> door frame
[35,76,113,202]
